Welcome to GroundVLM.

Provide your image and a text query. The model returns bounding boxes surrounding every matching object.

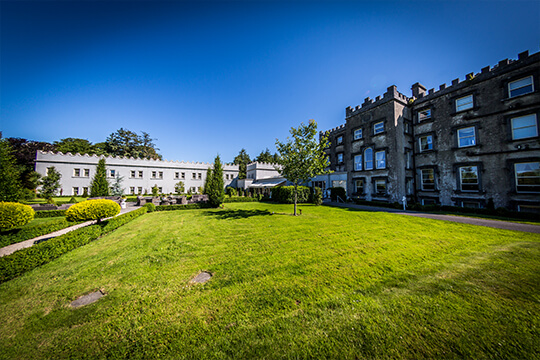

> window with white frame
[419,135,433,152]
[181,172,185,179]
[159,171,163,179]
[364,148,373,170]
[130,187,135,194]
[337,153,344,163]
[175,172,179,179]
[354,155,362,171]
[418,109,431,122]
[354,129,362,140]
[374,122,384,135]
[421,168,435,190]
[515,162,540,193]
[456,95,473,112]
[158,187,163,193]
[152,171,157,178]
[73,168,81,177]
[355,179,364,194]
[192,173,196,179]
[509,76,534,98]
[457,127,476,147]
[109,169,116,177]
[84,169,90,177]
[375,151,386,169]
[131,170,136,178]
[72,187,79,195]
[198,173,202,180]
[138,187,143,194]
[336,135,343,145]
[511,114,538,140]
[374,179,386,195]
[138,171,143,178]
[459,166,479,191]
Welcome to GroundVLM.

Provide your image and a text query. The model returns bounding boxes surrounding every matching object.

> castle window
[158,187,163,193]
[72,187,79,195]
[138,187,142,194]
[456,95,473,112]
[509,76,534,98]
[175,172,179,179]
[355,179,364,194]
[84,169,90,177]
[419,135,433,152]
[159,171,163,179]
[73,168,81,177]
[336,136,343,145]
[459,166,479,191]
[138,171,143,178]
[418,109,431,122]
[192,173,196,179]
[131,170,136,178]
[354,129,362,140]
[405,150,412,169]
[374,179,387,195]
[421,168,435,190]
[457,127,476,147]
[374,122,384,135]
[364,148,373,170]
[130,187,135,194]
[152,171,157,179]
[354,155,362,171]
[198,173,202,180]
[511,114,538,140]
[375,151,386,169]
[515,162,540,193]
[337,153,344,164]
[109,169,116,178]
[181,172,185,179]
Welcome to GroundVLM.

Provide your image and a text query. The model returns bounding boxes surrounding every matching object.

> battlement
[412,50,538,104]
[321,123,346,136]
[345,85,410,119]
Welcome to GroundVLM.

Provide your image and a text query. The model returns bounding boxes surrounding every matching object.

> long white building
[35,151,239,196]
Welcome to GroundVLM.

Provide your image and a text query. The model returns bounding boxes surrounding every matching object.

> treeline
[232,148,280,179]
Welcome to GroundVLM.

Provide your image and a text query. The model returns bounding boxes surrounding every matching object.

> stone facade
[319,50,540,212]
[35,151,239,196]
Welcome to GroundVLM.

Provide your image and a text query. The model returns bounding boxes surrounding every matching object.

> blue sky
[1,0,539,163]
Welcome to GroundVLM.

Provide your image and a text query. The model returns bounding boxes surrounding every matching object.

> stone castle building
[315,50,540,212]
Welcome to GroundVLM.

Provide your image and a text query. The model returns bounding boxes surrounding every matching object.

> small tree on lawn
[203,168,213,195]
[175,181,185,195]
[0,139,23,201]
[206,155,224,207]
[275,120,330,216]
[152,185,159,197]
[39,166,62,199]
[90,158,109,197]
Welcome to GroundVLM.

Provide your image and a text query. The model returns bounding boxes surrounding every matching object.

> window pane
[421,169,435,190]
[354,155,362,171]
[420,136,433,151]
[355,180,364,193]
[458,127,476,147]
[376,151,386,169]
[515,162,540,192]
[419,109,431,121]
[364,148,373,170]
[354,129,362,140]
[456,95,473,111]
[337,153,343,163]
[509,76,533,97]
[374,122,384,134]
[460,166,479,191]
[375,180,386,194]
[512,114,538,140]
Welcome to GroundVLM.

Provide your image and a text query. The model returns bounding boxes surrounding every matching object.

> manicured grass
[0,203,538,359]
[0,217,81,248]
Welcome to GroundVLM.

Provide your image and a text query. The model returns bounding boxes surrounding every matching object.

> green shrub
[68,196,78,204]
[46,198,56,205]
[225,187,238,197]
[100,207,147,234]
[155,203,211,211]
[145,203,156,212]
[34,209,67,218]
[0,202,35,230]
[223,197,259,203]
[65,199,120,222]
[0,225,102,284]
[0,218,75,248]
[329,187,346,202]
[312,187,323,206]
[271,186,311,204]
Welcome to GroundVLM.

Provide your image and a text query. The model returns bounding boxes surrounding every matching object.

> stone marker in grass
[191,271,212,283]
[70,290,106,308]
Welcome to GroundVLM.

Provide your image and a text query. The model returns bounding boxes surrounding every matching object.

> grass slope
[0,203,538,359]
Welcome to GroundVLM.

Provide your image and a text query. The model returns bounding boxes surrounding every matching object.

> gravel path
[0,205,141,258]
[325,202,540,234]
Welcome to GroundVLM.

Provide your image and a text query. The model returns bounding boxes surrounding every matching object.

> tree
[90,158,109,197]
[206,155,225,207]
[110,174,124,196]
[255,148,279,163]
[39,166,62,199]
[0,139,23,201]
[104,128,162,159]
[138,132,162,160]
[174,181,185,195]
[233,149,251,179]
[275,120,330,216]
[53,138,96,155]
[152,185,159,197]
[203,168,213,195]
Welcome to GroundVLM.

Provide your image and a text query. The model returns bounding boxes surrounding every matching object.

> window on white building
[72,187,79,195]
[175,172,179,179]
[109,169,116,177]
[159,171,163,179]
[130,187,135,194]
[84,169,90,177]
[138,171,143,178]
[131,170,136,178]
[73,168,81,177]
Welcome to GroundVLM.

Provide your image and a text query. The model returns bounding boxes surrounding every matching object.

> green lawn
[0,203,538,359]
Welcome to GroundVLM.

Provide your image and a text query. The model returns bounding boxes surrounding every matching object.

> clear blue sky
[1,0,539,163]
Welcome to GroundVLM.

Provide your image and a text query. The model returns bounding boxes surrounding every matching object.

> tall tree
[275,120,330,216]
[39,166,62,199]
[207,155,225,207]
[90,158,110,197]
[53,138,96,155]
[203,168,213,195]
[104,128,162,159]
[110,174,124,196]
[0,139,23,201]
[255,148,279,163]
[139,132,162,160]
[6,137,54,192]
[233,149,251,180]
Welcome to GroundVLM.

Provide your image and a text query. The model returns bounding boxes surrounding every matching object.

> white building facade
[35,151,239,196]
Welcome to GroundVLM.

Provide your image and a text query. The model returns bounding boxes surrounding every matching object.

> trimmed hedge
[0,218,77,248]
[0,225,102,283]
[271,186,311,204]
[223,196,260,203]
[66,199,121,222]
[100,207,147,234]
[34,210,67,218]
[0,202,35,230]
[155,203,212,211]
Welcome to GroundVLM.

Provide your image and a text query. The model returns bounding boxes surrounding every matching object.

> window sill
[502,91,536,102]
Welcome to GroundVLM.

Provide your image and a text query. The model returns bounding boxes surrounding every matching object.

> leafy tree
[175,181,185,195]
[104,128,162,160]
[90,159,109,197]
[39,166,62,199]
[233,149,251,179]
[110,174,124,196]
[139,132,162,160]
[255,148,279,163]
[275,120,330,216]
[152,185,159,197]
[6,137,54,192]
[0,140,23,201]
[206,155,225,207]
[53,138,96,155]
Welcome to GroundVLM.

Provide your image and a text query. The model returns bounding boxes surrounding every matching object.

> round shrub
[0,202,35,230]
[66,199,120,222]
[145,203,156,212]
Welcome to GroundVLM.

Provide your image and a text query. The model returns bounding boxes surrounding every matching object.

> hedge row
[0,207,149,284]
[0,218,78,248]
[271,186,311,204]
[223,196,261,203]
[34,210,67,218]
[155,203,212,211]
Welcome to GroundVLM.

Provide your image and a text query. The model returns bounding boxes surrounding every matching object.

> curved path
[325,202,540,234]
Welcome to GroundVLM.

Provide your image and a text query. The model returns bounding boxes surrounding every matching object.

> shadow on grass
[203,209,273,220]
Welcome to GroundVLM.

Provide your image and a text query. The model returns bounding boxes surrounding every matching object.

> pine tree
[207,155,225,207]
[203,168,213,195]
[90,158,109,197]
[39,166,61,199]
[110,174,124,196]
[0,139,23,201]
